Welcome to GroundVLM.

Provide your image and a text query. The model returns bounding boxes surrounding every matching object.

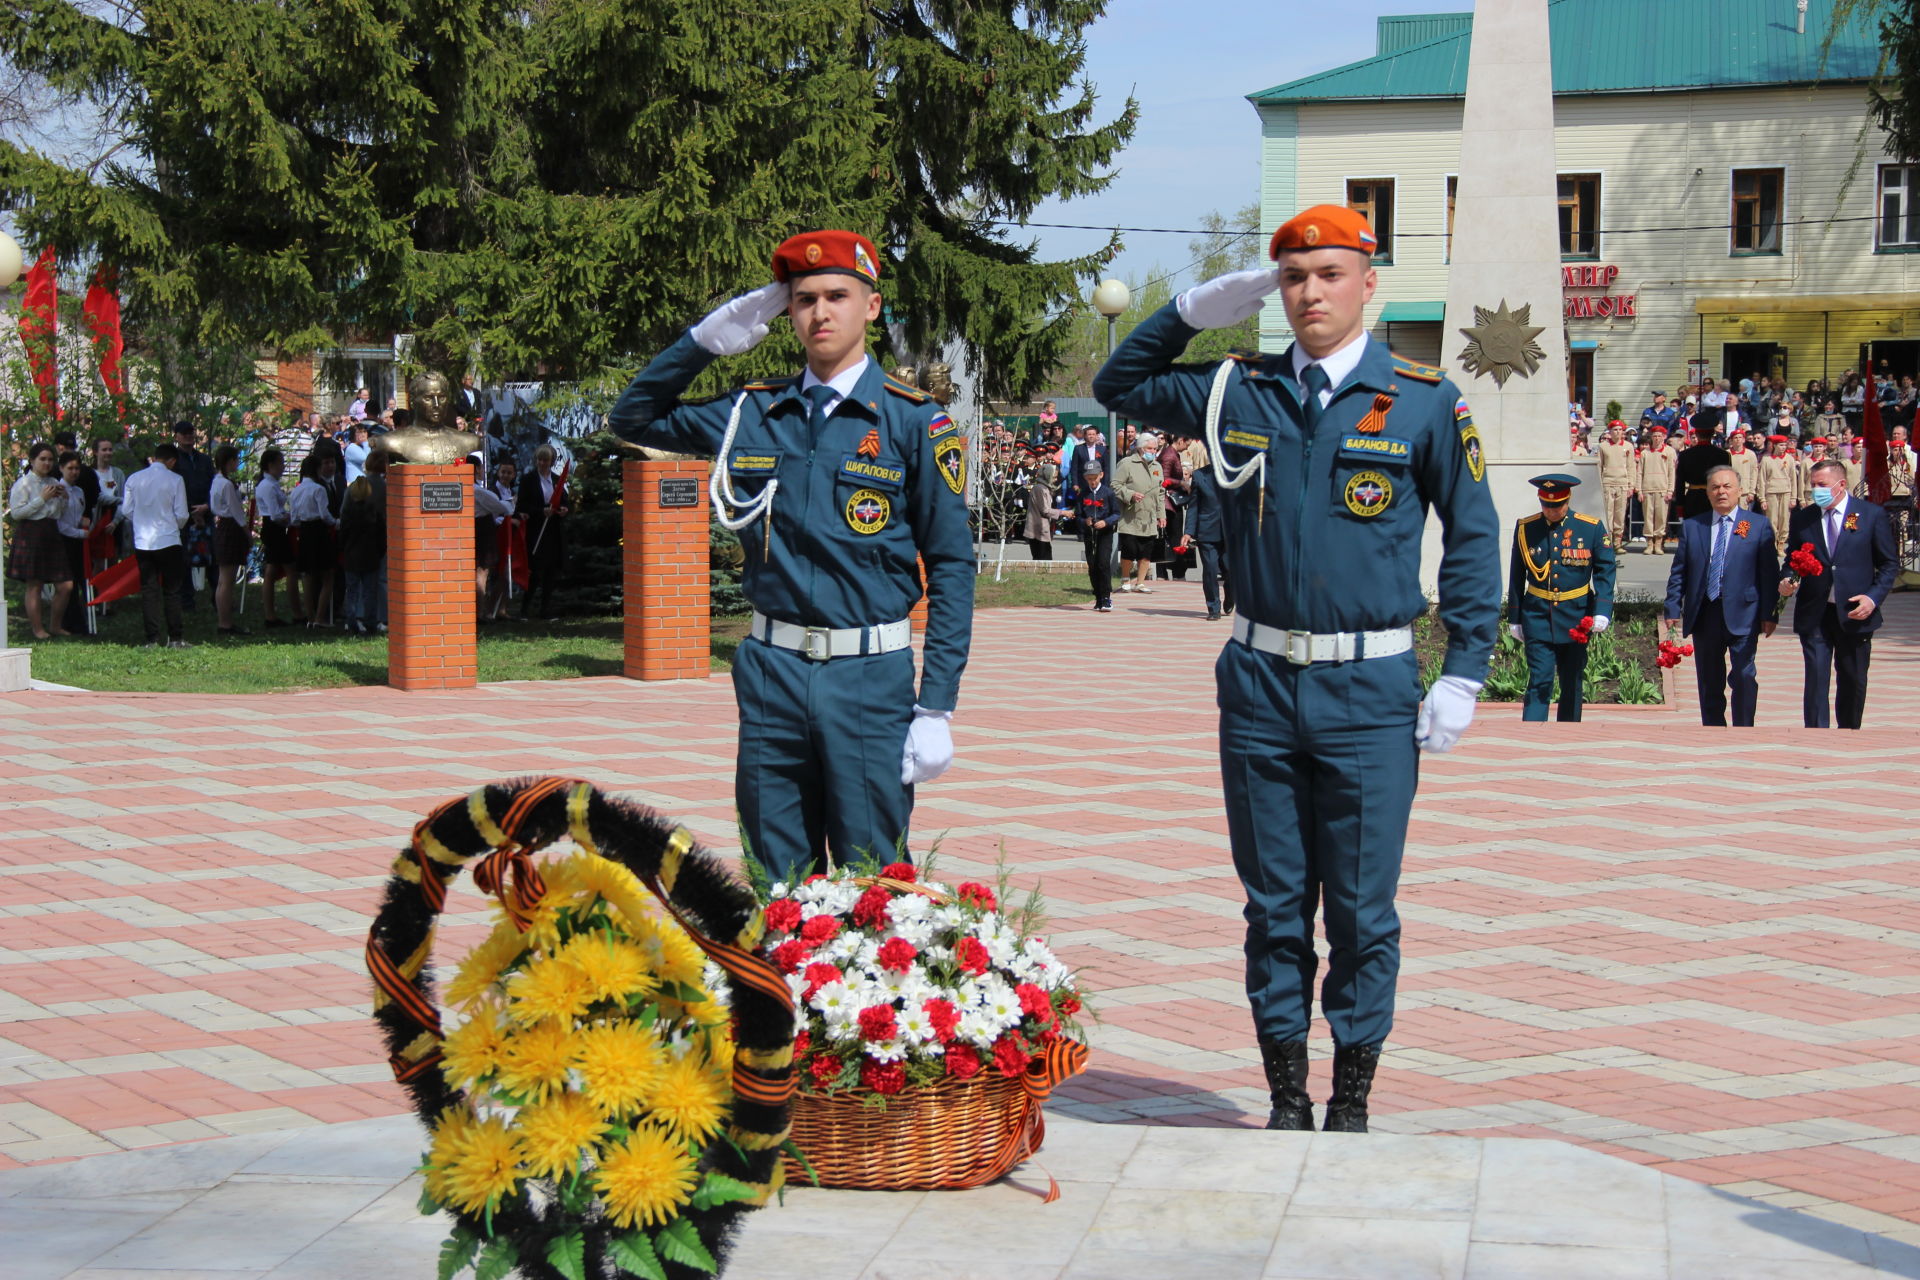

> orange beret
[1269,205,1380,258]
[772,230,881,285]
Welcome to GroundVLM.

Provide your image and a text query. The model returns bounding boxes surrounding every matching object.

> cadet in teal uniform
[605,231,975,883]
[1507,473,1617,723]
[1094,205,1500,1133]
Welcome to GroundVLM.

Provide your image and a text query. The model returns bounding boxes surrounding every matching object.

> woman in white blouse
[5,441,75,639]
[254,448,299,627]
[288,452,338,628]
[208,444,253,636]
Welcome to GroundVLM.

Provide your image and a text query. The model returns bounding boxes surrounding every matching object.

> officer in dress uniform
[1507,474,1617,722]
[1675,421,1733,521]
[1094,205,1499,1135]
[605,230,975,884]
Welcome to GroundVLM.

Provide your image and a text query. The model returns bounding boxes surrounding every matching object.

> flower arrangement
[1656,638,1695,670]
[761,860,1086,1099]
[1788,542,1824,579]
[1567,614,1596,645]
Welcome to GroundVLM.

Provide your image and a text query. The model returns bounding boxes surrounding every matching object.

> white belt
[1231,616,1413,665]
[750,611,912,661]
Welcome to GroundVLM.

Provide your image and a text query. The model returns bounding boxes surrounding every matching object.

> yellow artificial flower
[440,1004,508,1089]
[576,1021,663,1116]
[443,924,528,1009]
[515,1091,606,1180]
[497,1019,578,1101]
[427,1108,524,1215]
[641,1049,729,1143]
[507,954,595,1027]
[593,1124,698,1230]
[560,934,658,1006]
[574,855,653,923]
[631,922,706,991]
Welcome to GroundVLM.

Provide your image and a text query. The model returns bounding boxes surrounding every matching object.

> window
[1445,176,1457,263]
[1879,165,1920,250]
[1558,174,1600,259]
[1731,168,1783,254]
[1346,179,1394,262]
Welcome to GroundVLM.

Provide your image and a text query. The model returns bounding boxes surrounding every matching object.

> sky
[1026,0,1474,297]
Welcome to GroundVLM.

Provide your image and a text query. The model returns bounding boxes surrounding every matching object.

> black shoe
[1322,1043,1382,1133]
[1259,1038,1314,1131]
[264,618,290,629]
[1206,610,1222,621]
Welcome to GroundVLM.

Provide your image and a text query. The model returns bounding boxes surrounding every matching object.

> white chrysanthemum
[810,980,854,1018]
[924,944,953,964]
[933,904,968,932]
[983,930,1020,968]
[958,1012,999,1047]
[892,919,938,949]
[820,932,863,965]
[770,882,791,899]
[853,937,881,968]
[887,893,931,921]
[785,972,809,1003]
[897,1007,940,1044]
[873,967,920,999]
[1022,938,1058,965]
[865,1039,908,1063]
[1040,961,1073,991]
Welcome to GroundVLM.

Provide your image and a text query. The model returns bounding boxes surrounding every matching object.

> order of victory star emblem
[1456,300,1547,387]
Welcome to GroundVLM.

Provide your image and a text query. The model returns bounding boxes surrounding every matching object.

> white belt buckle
[802,627,833,661]
[1285,630,1314,665]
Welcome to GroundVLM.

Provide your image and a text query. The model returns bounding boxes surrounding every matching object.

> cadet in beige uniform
[1596,421,1637,546]
[1726,430,1760,511]
[1797,440,1830,507]
[1760,434,1798,552]
[1636,426,1678,554]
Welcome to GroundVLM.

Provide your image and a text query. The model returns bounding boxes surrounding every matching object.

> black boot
[1322,1043,1382,1133]
[1258,1037,1314,1131]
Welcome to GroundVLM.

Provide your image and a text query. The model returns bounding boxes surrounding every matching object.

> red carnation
[801,962,843,1002]
[861,1060,907,1095]
[1788,543,1823,578]
[945,1043,982,1079]
[771,938,812,974]
[793,1029,811,1058]
[956,882,997,911]
[955,936,990,976]
[804,873,827,884]
[880,861,916,883]
[924,997,960,1042]
[1059,992,1082,1016]
[851,886,892,928]
[877,937,918,973]
[857,1004,898,1042]
[991,1034,1029,1078]
[800,913,841,945]
[1016,982,1052,1021]
[763,899,803,933]
[808,1054,843,1089]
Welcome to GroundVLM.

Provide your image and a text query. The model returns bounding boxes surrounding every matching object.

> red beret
[1768,434,1789,444]
[772,230,881,285]
[1269,205,1379,258]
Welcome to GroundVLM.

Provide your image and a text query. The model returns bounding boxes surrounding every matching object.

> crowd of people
[4,396,571,648]
[1570,364,1919,456]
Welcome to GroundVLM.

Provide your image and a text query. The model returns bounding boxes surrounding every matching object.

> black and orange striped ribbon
[472,846,548,932]
[1353,392,1395,435]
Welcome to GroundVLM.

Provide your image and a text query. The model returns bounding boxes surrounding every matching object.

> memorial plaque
[659,476,700,508]
[419,482,466,513]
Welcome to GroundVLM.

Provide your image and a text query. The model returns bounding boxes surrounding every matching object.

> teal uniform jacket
[1506,512,1618,641]
[1092,304,1501,679]
[604,330,975,711]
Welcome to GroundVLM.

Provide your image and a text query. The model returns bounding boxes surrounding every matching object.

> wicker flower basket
[783,1070,1042,1191]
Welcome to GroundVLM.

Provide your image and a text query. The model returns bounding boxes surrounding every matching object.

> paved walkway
[9,1111,1918,1279]
[3,584,1920,1251]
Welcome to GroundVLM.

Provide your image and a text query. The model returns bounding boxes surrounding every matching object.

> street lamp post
[0,229,31,690]
[1091,279,1130,582]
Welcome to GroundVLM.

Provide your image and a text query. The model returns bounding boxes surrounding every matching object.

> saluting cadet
[1506,474,1617,723]
[1093,205,1499,1134]
[606,230,975,883]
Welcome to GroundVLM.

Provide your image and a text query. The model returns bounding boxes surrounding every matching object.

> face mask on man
[1811,485,1837,508]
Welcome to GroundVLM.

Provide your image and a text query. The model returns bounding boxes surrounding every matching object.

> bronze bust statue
[374,371,481,465]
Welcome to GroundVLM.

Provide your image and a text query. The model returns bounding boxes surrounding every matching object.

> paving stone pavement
[4,582,1920,1250]
[8,1110,1920,1279]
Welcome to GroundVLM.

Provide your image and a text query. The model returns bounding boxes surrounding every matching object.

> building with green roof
[1248,0,1916,425]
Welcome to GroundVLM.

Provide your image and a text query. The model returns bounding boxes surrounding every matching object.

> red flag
[549,461,571,513]
[84,515,116,569]
[1863,366,1891,505]
[88,555,141,607]
[81,266,126,413]
[18,247,57,416]
[499,517,529,589]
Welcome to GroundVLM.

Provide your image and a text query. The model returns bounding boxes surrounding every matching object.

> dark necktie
[804,384,837,438]
[1302,363,1332,430]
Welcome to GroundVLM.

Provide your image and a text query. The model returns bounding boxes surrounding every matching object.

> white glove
[901,706,955,785]
[1507,624,1523,641]
[690,282,790,356]
[1415,675,1482,755]
[1175,268,1282,330]
[1589,615,1610,632]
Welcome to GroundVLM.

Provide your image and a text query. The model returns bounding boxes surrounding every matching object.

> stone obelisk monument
[1437,0,1592,555]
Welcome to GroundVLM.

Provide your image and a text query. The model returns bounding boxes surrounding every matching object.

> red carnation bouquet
[1656,638,1695,670]
[1787,542,1823,580]
[1568,615,1596,645]
[761,860,1088,1098]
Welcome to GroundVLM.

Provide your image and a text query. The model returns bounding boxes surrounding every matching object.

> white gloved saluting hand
[691,282,791,356]
[1415,675,1482,754]
[901,706,955,785]
[1176,267,1283,330]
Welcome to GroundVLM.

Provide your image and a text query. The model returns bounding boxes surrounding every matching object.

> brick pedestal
[388,464,477,691]
[623,459,710,681]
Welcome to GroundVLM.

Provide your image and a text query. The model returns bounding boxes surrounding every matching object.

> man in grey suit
[1664,466,1780,726]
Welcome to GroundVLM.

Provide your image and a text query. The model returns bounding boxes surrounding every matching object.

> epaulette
[1574,512,1601,525]
[740,376,797,393]
[883,378,931,404]
[1519,512,1543,524]
[1391,353,1446,384]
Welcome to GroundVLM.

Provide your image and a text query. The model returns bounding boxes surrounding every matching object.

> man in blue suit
[1777,458,1898,729]
[1665,465,1780,726]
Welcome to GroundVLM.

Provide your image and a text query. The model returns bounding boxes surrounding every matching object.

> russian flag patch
[928,413,956,438]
